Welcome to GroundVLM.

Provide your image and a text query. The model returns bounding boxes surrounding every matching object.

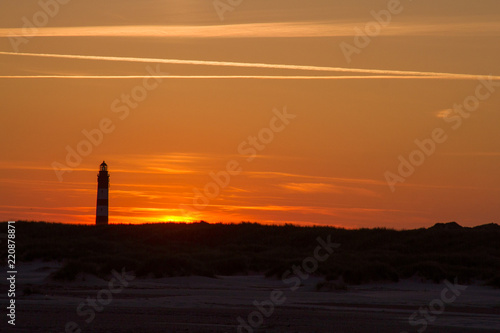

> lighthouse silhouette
[96,161,109,225]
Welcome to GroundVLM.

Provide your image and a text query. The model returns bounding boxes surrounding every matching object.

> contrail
[0,75,470,80]
[0,51,498,80]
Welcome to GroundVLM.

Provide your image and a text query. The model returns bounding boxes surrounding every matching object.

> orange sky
[0,0,499,228]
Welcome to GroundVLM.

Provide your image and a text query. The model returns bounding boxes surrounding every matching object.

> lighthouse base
[96,216,108,226]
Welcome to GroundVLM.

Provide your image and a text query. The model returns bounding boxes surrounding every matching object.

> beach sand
[2,261,500,332]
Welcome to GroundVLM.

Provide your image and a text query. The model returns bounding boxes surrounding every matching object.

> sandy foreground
[1,261,499,333]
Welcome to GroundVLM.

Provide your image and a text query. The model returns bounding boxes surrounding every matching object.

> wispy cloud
[248,171,388,186]
[1,21,499,38]
[281,182,342,193]
[112,190,163,200]
[435,109,453,118]
[280,182,380,197]
[210,203,403,216]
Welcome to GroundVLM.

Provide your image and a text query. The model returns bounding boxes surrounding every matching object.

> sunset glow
[1,0,499,228]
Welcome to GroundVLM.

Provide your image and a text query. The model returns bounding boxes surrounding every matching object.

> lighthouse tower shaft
[96,162,109,225]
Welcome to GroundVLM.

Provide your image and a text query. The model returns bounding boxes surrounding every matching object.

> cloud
[435,109,453,118]
[111,190,163,200]
[248,171,388,186]
[1,21,499,39]
[209,203,403,217]
[281,182,342,193]
[280,181,381,197]
[146,167,195,174]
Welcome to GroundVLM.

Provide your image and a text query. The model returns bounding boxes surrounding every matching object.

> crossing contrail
[0,75,471,80]
[0,51,499,80]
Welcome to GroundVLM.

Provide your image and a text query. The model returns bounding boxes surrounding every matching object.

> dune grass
[1,221,499,287]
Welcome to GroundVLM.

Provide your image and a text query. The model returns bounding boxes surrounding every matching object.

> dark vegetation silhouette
[2,221,499,288]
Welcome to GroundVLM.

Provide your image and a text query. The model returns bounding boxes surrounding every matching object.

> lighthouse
[96,161,109,225]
